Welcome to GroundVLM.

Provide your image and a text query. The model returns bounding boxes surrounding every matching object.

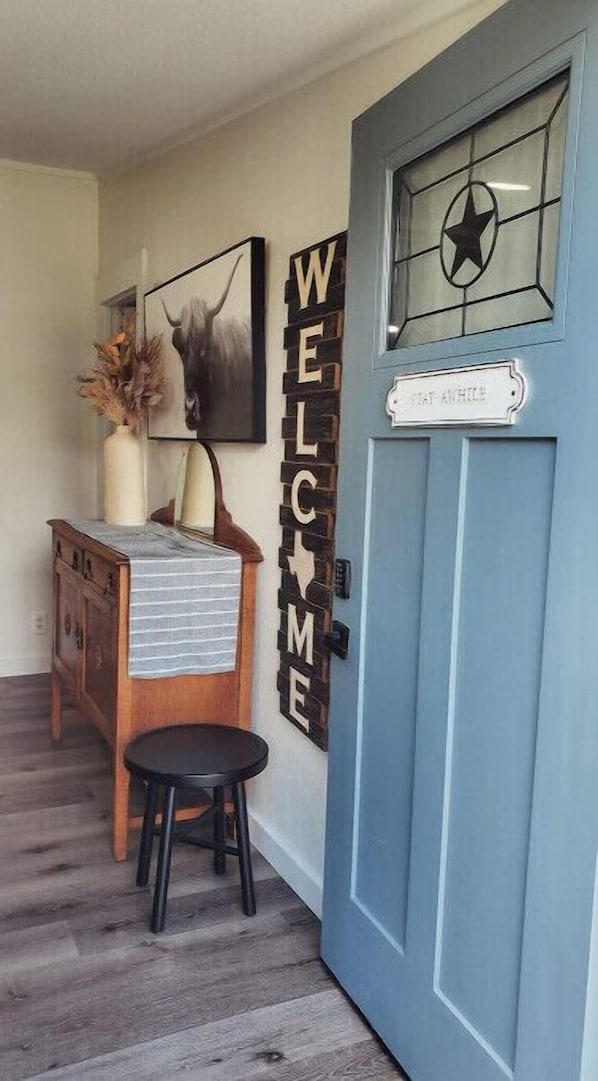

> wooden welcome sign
[277,231,347,750]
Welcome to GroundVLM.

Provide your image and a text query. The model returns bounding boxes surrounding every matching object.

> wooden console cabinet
[49,460,262,860]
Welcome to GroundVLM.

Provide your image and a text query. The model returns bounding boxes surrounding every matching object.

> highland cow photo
[145,237,265,442]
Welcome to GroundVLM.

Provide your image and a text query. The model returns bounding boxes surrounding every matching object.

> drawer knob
[64,612,71,636]
[104,572,114,596]
[56,540,62,560]
[72,552,79,572]
[84,558,93,580]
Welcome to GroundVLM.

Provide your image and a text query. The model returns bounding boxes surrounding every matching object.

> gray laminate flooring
[0,675,404,1080]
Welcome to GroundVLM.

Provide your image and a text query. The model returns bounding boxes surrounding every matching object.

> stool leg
[136,782,159,888]
[233,782,256,916]
[151,785,177,934]
[213,786,227,875]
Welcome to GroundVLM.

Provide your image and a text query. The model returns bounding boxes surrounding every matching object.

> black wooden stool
[124,724,269,933]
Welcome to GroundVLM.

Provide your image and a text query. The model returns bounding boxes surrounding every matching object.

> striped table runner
[69,521,241,679]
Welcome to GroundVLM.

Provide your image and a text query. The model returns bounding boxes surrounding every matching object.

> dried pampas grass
[77,331,164,431]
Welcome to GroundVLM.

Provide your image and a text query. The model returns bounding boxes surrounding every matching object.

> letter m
[287,604,314,666]
[294,241,337,309]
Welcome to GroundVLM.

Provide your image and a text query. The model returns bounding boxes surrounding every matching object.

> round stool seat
[124,724,268,789]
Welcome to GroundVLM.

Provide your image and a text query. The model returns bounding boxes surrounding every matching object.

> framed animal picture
[145,237,266,442]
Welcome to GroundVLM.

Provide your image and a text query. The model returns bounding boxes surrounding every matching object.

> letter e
[289,668,310,730]
[298,324,324,384]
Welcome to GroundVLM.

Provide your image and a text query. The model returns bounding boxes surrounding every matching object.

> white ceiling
[0,0,471,176]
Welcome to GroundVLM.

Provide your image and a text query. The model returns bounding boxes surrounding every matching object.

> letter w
[294,241,337,310]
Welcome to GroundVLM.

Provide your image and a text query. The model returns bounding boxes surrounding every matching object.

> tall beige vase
[103,425,146,526]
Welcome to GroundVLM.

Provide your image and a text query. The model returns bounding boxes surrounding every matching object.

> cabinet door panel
[81,587,117,739]
[54,563,81,692]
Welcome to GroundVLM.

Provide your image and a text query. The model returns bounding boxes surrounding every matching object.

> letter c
[291,470,317,525]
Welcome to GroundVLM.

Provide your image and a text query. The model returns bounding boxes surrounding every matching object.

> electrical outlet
[32,611,48,636]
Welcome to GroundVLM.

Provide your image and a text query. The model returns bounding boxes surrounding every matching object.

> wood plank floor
[0,675,405,1080]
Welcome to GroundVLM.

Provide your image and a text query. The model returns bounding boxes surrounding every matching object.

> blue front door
[322,2,598,1079]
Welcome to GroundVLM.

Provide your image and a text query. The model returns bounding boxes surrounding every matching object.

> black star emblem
[444,187,495,277]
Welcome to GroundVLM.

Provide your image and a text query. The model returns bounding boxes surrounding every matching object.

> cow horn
[207,254,243,320]
[161,299,181,328]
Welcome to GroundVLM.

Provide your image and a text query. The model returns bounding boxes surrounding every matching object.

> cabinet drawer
[54,536,83,575]
[82,550,119,602]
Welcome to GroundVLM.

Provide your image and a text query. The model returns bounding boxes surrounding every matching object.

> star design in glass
[444,186,495,278]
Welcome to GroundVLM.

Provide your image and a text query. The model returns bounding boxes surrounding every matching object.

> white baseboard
[0,656,51,678]
[249,809,323,918]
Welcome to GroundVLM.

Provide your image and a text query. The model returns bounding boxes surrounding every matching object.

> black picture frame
[145,237,265,442]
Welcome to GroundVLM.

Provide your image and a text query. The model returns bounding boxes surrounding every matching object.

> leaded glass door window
[389,70,569,349]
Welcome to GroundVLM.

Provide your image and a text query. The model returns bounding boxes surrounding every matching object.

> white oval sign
[386,360,527,428]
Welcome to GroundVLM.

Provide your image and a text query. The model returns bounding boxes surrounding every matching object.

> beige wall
[0,163,98,676]
[98,0,501,912]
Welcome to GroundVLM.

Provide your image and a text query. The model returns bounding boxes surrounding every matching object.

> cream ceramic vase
[103,425,146,526]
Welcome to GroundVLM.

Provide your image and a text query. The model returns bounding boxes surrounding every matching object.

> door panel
[354,437,429,948]
[322,2,598,1079]
[437,438,555,1072]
